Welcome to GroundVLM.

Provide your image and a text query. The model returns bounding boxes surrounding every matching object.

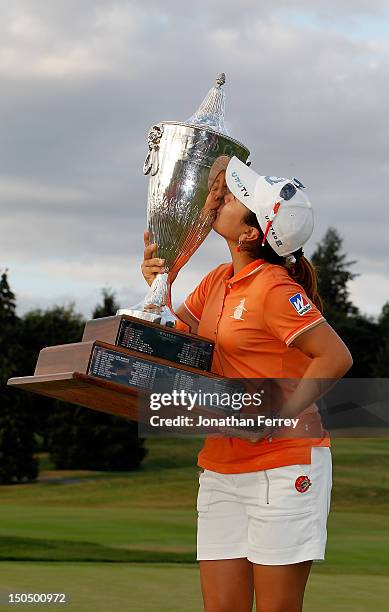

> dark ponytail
[287,256,323,312]
[243,211,323,312]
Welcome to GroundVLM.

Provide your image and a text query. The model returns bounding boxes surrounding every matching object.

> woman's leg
[200,558,254,612]
[253,560,312,612]
[197,470,252,611]
[245,448,332,611]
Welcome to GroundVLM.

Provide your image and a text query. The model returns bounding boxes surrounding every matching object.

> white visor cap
[225,156,314,257]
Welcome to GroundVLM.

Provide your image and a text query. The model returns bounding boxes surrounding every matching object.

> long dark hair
[243,210,323,312]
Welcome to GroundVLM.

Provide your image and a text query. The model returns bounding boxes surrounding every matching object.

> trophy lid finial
[216,73,226,87]
[187,73,229,135]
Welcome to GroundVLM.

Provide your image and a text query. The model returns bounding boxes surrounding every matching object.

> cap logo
[264,214,283,246]
[231,171,250,197]
[265,176,287,186]
[292,177,306,189]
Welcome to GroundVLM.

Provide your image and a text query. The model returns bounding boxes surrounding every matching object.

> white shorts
[197,446,332,565]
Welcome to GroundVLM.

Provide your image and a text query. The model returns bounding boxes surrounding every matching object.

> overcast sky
[1,0,388,320]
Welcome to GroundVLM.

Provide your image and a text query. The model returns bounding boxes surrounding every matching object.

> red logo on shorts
[295,475,311,493]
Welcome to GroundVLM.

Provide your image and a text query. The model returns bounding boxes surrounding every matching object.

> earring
[237,239,242,253]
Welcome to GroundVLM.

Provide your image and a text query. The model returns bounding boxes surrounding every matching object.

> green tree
[48,288,147,471]
[0,270,38,483]
[48,406,147,470]
[92,287,119,318]
[373,302,389,376]
[20,304,85,450]
[337,314,381,377]
[311,228,380,377]
[311,227,359,325]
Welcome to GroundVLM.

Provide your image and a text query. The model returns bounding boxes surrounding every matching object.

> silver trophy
[118,74,250,326]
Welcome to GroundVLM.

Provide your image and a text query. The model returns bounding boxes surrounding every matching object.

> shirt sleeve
[263,281,326,346]
[183,267,219,322]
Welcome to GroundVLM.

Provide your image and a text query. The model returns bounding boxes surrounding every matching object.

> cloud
[0,0,388,319]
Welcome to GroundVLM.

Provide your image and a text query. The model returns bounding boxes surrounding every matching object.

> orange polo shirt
[183,258,331,473]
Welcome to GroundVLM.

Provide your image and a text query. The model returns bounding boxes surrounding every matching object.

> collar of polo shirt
[223,258,266,285]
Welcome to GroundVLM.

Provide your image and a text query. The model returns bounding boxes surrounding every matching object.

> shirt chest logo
[231,298,248,320]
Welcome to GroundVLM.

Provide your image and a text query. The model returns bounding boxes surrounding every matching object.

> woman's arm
[290,320,352,375]
[277,321,353,420]
[221,321,352,443]
[174,303,199,334]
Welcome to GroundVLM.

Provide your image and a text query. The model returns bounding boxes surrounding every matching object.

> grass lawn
[1,563,389,612]
[0,437,388,611]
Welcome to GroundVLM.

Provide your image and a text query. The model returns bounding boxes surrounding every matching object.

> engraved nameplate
[117,318,214,372]
[88,344,242,407]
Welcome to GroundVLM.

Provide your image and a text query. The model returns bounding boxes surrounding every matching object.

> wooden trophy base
[7,315,224,422]
[7,370,140,421]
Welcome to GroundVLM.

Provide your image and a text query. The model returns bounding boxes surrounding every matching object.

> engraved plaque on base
[83,315,214,372]
[88,343,240,403]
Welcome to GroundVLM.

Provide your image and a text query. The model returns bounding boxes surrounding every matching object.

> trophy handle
[143,124,164,176]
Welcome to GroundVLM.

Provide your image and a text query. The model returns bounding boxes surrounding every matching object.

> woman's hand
[141,230,166,287]
[218,423,274,444]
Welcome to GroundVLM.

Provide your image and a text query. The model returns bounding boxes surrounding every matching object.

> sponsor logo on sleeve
[289,293,312,316]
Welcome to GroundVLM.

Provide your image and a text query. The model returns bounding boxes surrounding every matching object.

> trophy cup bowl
[117,74,250,325]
